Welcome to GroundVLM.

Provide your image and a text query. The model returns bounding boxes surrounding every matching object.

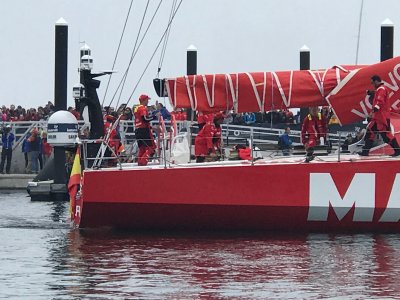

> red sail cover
[326,56,400,125]
[166,74,230,112]
[166,66,361,114]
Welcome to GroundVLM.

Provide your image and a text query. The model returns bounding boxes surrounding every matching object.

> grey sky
[1,0,400,110]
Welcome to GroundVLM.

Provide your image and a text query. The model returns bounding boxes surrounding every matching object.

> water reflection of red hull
[78,157,400,232]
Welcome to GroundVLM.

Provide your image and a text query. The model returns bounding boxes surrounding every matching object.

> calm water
[1,191,400,299]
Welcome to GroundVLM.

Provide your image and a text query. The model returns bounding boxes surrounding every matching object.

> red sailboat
[74,56,400,232]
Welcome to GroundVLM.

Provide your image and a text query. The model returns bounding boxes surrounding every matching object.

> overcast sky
[1,0,400,110]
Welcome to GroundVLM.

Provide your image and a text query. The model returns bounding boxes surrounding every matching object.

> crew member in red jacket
[301,106,327,162]
[360,75,400,156]
[195,112,224,163]
[197,112,214,130]
[104,114,121,157]
[134,94,156,166]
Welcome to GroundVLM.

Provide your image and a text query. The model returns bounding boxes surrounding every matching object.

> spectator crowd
[1,100,342,128]
[230,107,340,126]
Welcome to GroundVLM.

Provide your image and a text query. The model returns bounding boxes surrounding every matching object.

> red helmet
[139,94,150,102]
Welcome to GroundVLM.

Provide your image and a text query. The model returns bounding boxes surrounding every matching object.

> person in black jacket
[0,125,15,174]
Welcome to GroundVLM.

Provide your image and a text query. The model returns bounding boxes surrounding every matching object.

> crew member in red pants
[301,106,327,162]
[195,113,224,163]
[134,94,156,166]
[360,75,400,157]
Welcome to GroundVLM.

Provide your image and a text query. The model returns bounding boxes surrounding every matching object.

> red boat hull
[78,159,400,232]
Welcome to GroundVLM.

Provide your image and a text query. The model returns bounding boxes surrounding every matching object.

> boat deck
[86,153,398,172]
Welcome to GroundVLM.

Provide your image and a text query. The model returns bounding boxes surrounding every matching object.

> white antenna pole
[355,0,364,65]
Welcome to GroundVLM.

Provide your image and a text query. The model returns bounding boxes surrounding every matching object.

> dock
[0,174,35,190]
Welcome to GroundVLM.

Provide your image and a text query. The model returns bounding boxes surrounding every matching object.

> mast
[355,0,364,65]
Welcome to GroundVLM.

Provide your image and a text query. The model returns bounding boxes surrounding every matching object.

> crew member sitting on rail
[360,75,400,157]
[278,127,293,156]
[301,106,327,162]
[195,112,224,163]
[134,94,156,166]
[234,144,252,160]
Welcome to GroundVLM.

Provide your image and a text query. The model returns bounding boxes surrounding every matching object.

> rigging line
[355,0,364,65]
[101,0,134,107]
[115,68,130,109]
[126,0,183,107]
[157,0,177,76]
[157,0,175,76]
[115,0,151,109]
[108,0,163,108]
[159,0,176,73]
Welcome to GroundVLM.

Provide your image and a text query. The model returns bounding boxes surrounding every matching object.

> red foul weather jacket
[197,112,214,126]
[134,105,151,129]
[370,83,391,128]
[195,123,222,156]
[301,113,327,147]
[104,122,120,151]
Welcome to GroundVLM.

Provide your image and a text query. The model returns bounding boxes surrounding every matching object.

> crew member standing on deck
[197,112,214,130]
[195,113,224,163]
[134,94,156,166]
[301,107,327,162]
[104,113,121,165]
[360,75,400,156]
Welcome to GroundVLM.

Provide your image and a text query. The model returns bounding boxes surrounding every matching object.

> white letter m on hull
[308,173,375,222]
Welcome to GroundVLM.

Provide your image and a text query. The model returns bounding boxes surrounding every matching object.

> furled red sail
[326,56,400,125]
[166,57,400,125]
[166,66,361,113]
[166,74,230,112]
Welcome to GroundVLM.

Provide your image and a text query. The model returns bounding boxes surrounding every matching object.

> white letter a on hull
[379,174,400,222]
